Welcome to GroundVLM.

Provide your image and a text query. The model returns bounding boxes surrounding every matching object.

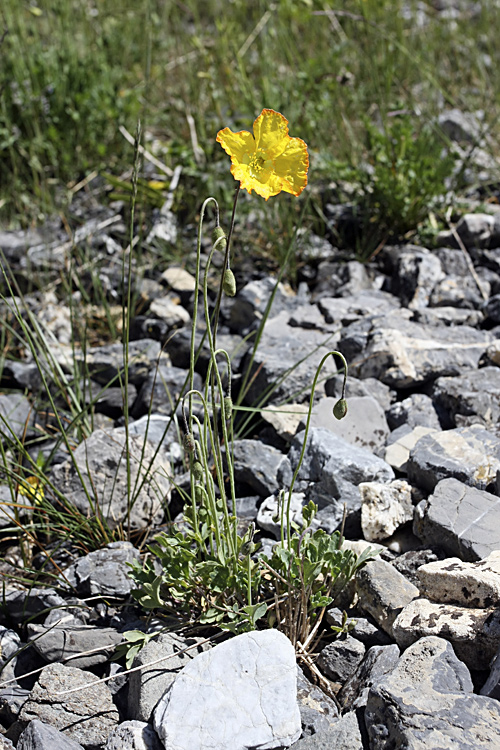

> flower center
[248,149,272,179]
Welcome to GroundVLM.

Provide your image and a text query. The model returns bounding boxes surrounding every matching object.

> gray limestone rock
[288,428,394,535]
[325,374,394,413]
[392,246,444,309]
[241,310,340,405]
[228,277,298,334]
[429,274,490,309]
[153,630,301,750]
[338,644,400,710]
[407,424,500,493]
[392,598,500,670]
[417,551,500,607]
[391,548,443,588]
[61,541,140,597]
[386,392,441,431]
[316,635,366,684]
[365,635,500,749]
[438,108,484,143]
[127,632,210,722]
[453,212,496,249]
[289,711,364,750]
[316,290,399,326]
[17,719,85,750]
[481,644,500,700]
[360,479,414,542]
[0,392,32,442]
[355,559,420,636]
[2,588,68,626]
[257,492,305,539]
[341,313,493,388]
[305,396,389,455]
[0,686,30,724]
[414,478,500,561]
[131,364,202,419]
[17,663,119,748]
[27,623,122,668]
[432,366,500,429]
[325,608,392,648]
[75,339,161,387]
[384,425,439,473]
[296,667,340,736]
[103,720,163,750]
[50,428,170,531]
[232,439,289,497]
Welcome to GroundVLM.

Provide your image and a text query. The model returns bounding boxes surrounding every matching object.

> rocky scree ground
[2,151,500,749]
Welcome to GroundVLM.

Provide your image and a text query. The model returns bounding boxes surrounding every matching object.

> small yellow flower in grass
[217,109,309,200]
[17,476,44,505]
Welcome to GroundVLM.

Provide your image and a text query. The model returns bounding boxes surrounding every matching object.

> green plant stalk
[283,350,348,545]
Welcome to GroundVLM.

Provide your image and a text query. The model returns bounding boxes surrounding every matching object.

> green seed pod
[223,268,236,297]
[240,540,256,557]
[195,485,204,505]
[191,460,204,482]
[183,432,195,454]
[333,398,348,420]
[223,395,233,421]
[212,225,227,251]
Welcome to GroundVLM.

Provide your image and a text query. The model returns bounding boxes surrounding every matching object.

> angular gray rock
[432,366,500,429]
[407,424,500,493]
[241,310,339,405]
[17,719,85,750]
[27,623,122,668]
[288,428,394,535]
[338,643,400,710]
[128,632,210,723]
[385,392,441,431]
[316,635,366,684]
[61,541,140,597]
[341,312,493,388]
[355,559,420,635]
[74,339,161,386]
[153,630,301,750]
[306,396,389,454]
[414,478,500,561]
[17,663,119,748]
[392,598,500,670]
[365,636,500,749]
[50,428,170,531]
[296,667,339,736]
[392,246,444,309]
[103,720,163,750]
[385,425,439,472]
[0,392,32,442]
[417,551,500,607]
[481,645,500,700]
[290,711,364,750]
[131,364,202,419]
[232,439,289,497]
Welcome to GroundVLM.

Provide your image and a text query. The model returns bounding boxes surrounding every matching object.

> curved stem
[284,351,349,545]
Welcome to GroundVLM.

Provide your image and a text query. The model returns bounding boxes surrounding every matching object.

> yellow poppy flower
[216,109,309,200]
[18,476,44,505]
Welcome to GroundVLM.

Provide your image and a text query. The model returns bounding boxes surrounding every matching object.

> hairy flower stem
[282,351,349,545]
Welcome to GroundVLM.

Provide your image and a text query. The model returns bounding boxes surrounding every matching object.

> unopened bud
[191,460,203,482]
[212,225,227,251]
[222,268,236,297]
[333,398,348,420]
[183,432,196,454]
[223,396,233,421]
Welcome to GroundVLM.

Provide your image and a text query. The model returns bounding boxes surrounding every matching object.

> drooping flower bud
[183,432,196,454]
[212,225,227,251]
[223,395,233,422]
[222,268,236,297]
[191,460,204,482]
[333,398,348,420]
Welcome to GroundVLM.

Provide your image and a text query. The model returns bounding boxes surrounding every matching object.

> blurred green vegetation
[1,0,499,256]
